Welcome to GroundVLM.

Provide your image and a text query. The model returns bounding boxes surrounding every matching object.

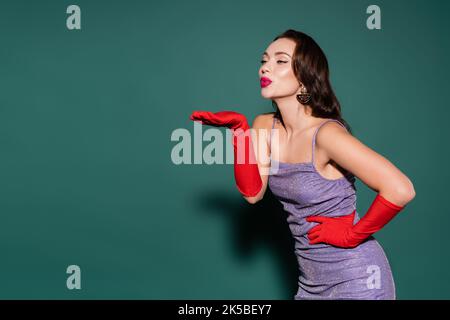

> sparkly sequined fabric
[268,117,396,300]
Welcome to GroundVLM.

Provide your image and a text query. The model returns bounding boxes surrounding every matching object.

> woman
[189,29,415,300]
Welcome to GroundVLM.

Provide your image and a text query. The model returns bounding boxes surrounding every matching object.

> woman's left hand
[306,211,361,248]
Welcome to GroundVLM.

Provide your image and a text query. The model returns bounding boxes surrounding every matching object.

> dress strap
[311,119,346,164]
[269,115,277,150]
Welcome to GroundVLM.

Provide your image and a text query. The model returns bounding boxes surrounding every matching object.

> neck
[274,95,316,136]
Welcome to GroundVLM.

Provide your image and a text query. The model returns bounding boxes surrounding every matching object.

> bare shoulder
[313,118,416,204]
[316,121,358,157]
[316,120,349,137]
[252,112,276,129]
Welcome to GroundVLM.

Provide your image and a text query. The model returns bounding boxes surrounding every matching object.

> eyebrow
[262,51,291,58]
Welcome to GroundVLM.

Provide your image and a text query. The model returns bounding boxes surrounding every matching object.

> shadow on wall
[194,187,298,299]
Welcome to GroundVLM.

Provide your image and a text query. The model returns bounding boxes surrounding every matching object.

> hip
[293,237,396,299]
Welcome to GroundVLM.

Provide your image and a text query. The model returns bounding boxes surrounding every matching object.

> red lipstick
[260,77,272,88]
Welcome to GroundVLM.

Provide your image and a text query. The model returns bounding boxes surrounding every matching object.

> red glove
[306,194,405,248]
[189,110,263,197]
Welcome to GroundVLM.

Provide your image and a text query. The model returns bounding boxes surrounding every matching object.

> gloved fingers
[308,231,321,240]
[309,236,324,245]
[190,110,241,128]
[308,225,322,234]
[306,216,329,224]
[189,111,207,124]
[189,111,216,124]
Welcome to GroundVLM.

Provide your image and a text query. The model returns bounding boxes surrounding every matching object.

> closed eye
[260,60,288,64]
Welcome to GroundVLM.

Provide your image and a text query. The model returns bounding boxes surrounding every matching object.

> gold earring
[296,85,311,104]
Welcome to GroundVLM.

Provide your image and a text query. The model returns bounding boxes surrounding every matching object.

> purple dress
[268,117,396,300]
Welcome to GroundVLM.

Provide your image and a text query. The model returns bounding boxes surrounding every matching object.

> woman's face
[259,38,300,100]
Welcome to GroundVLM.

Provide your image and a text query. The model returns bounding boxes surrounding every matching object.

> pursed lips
[260,77,272,88]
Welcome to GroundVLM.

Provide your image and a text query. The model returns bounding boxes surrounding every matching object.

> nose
[260,64,270,76]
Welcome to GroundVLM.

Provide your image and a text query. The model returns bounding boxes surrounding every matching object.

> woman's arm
[305,121,416,248]
[316,122,416,206]
[190,110,264,198]
[243,114,273,204]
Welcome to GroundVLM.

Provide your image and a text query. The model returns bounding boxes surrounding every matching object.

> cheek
[278,67,297,84]
[274,67,299,92]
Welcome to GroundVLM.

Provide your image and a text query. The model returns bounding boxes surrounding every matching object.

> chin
[260,89,274,99]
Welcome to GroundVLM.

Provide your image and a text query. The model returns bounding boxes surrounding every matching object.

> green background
[0,0,448,299]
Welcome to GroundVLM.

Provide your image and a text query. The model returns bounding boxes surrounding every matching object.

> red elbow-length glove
[306,194,405,248]
[189,110,263,197]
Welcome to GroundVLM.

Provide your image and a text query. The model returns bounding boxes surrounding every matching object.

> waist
[286,207,360,238]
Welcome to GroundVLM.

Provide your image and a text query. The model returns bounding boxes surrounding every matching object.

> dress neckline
[270,156,353,182]
[270,157,313,166]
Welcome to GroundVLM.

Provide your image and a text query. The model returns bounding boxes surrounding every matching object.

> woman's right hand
[189,110,249,132]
